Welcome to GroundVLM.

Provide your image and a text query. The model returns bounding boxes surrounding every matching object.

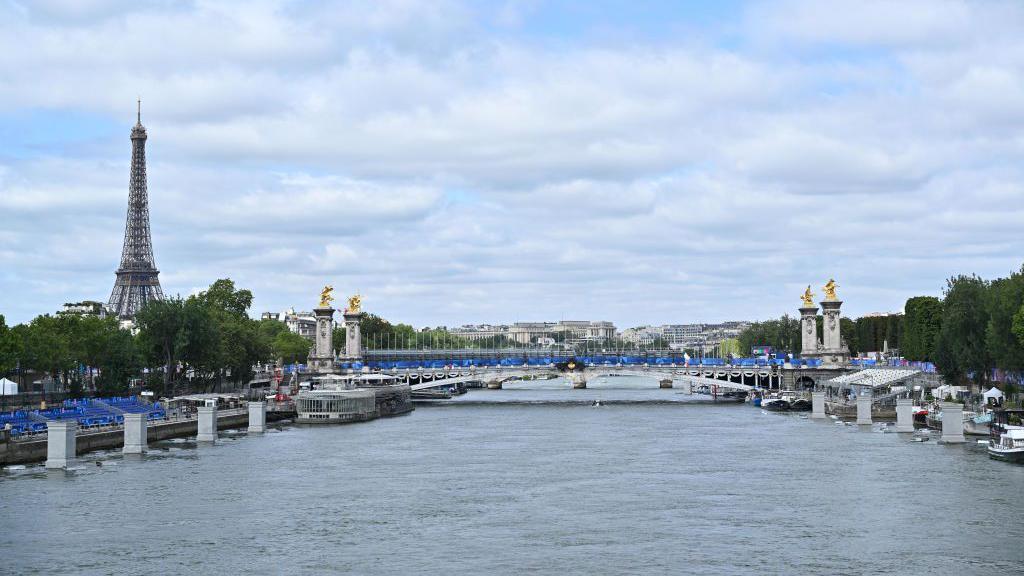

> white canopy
[983,387,1004,399]
[0,377,17,395]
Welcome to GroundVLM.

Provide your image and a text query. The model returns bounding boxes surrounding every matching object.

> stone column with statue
[309,285,337,373]
[343,293,363,361]
[799,285,819,357]
[819,279,847,365]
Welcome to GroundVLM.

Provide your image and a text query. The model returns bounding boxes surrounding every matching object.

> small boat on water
[761,395,790,412]
[720,391,748,403]
[988,429,1024,463]
[988,409,1024,464]
[789,398,812,412]
[964,411,992,436]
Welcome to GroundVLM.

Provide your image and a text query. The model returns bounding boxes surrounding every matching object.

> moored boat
[913,406,928,424]
[964,412,992,436]
[988,429,1024,463]
[761,395,790,411]
[988,409,1024,463]
[789,397,812,411]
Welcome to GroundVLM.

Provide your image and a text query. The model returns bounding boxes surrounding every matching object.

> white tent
[983,387,1004,400]
[933,384,967,400]
[0,377,17,395]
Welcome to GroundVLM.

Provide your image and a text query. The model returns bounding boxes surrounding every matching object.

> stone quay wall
[1,409,254,466]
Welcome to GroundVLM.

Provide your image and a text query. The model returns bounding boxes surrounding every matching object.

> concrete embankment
[1,409,290,466]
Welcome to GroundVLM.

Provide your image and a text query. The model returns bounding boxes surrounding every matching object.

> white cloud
[1,0,1023,329]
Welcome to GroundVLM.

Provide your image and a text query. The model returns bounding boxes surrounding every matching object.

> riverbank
[0,408,273,466]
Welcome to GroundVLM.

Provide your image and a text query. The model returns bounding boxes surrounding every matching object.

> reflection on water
[2,379,1023,575]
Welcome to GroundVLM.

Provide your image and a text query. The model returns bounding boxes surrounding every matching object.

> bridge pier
[197,405,217,442]
[45,420,77,469]
[895,398,914,432]
[123,413,147,454]
[811,391,826,419]
[856,390,873,425]
[940,402,966,443]
[247,401,266,433]
[659,379,673,389]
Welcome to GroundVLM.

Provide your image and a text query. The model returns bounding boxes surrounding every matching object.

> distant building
[508,322,555,344]
[59,301,110,318]
[505,321,616,345]
[448,324,510,341]
[553,321,616,342]
[662,324,704,344]
[262,308,318,340]
[621,325,663,346]
[660,321,751,353]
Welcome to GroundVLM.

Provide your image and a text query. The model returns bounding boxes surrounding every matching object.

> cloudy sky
[2,0,1023,328]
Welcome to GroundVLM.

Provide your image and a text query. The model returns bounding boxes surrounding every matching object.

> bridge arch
[796,375,816,390]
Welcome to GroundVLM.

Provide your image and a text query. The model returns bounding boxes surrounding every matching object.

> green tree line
[738,265,1024,388]
[1,279,315,397]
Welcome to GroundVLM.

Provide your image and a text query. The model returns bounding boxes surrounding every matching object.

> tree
[738,315,800,356]
[189,279,268,390]
[359,313,420,349]
[23,315,74,389]
[258,318,288,342]
[985,267,1024,373]
[0,315,22,376]
[194,278,253,317]
[885,313,903,352]
[332,326,347,355]
[934,275,991,388]
[840,317,858,354]
[274,330,311,365]
[903,296,943,361]
[1014,303,1024,350]
[719,338,742,357]
[135,297,187,391]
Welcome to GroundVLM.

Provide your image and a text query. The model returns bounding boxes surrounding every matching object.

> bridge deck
[406,367,756,392]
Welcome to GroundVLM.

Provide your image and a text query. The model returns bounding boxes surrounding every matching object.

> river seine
[2,378,1023,575]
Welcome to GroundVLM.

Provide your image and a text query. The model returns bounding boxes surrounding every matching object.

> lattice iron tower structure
[108,101,164,318]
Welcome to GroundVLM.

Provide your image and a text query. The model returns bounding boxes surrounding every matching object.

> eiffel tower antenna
[108,101,163,319]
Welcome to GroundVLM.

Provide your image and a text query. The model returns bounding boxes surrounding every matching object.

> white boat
[963,411,992,436]
[294,374,405,423]
[294,388,377,423]
[988,428,1024,463]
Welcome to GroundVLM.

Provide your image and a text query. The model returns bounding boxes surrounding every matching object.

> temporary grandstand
[0,396,165,438]
[825,368,920,390]
[822,368,922,418]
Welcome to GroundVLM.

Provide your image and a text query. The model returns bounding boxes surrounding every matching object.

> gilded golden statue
[800,285,815,307]
[823,278,838,301]
[347,293,362,314]
[319,285,335,308]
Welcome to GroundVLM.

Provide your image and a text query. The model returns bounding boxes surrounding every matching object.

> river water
[2,378,1023,575]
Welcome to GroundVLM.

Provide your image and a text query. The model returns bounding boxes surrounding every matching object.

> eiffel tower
[108,101,164,318]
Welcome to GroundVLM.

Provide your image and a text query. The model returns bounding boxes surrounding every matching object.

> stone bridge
[395,365,773,392]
